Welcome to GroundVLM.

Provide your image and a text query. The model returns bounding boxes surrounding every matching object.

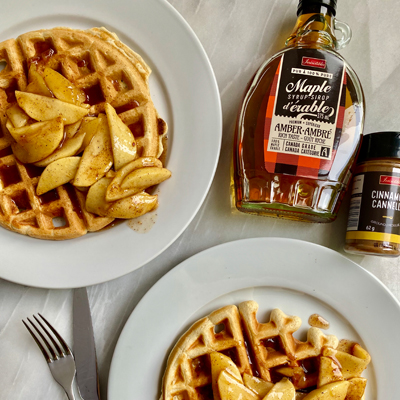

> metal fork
[22,314,78,400]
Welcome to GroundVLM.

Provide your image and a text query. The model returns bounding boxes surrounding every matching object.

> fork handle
[64,384,76,400]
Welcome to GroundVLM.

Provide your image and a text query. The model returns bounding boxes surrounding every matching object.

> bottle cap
[357,132,400,163]
[297,0,337,16]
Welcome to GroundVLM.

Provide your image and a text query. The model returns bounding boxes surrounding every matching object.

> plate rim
[0,0,222,288]
[107,237,400,399]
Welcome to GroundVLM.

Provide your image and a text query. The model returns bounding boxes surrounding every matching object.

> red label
[262,49,346,179]
[301,57,327,69]
[380,175,400,186]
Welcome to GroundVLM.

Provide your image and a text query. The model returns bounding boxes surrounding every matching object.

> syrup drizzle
[128,121,144,137]
[39,189,59,205]
[127,210,157,233]
[115,100,140,114]
[0,164,21,187]
[11,190,31,212]
[28,41,57,66]
[5,81,19,103]
[308,314,330,330]
[83,84,105,106]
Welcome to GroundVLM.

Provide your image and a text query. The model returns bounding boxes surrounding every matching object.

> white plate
[108,238,400,400]
[0,0,221,288]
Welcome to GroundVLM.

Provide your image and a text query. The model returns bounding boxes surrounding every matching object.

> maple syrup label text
[264,48,346,175]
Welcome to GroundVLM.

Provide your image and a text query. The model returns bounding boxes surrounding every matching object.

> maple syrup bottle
[232,0,364,222]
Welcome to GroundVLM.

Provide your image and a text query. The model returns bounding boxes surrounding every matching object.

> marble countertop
[1,0,400,399]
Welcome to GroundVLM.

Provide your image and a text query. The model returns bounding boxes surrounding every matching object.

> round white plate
[108,238,400,400]
[0,0,221,288]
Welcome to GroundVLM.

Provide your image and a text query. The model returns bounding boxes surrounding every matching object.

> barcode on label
[347,196,362,231]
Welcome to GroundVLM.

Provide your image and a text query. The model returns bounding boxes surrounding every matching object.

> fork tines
[22,314,72,363]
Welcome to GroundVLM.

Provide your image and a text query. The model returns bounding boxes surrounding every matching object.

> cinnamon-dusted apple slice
[317,356,343,387]
[217,370,258,400]
[85,177,112,216]
[9,117,64,163]
[86,178,157,219]
[121,166,171,191]
[210,352,243,400]
[16,91,89,124]
[34,126,86,167]
[105,102,137,170]
[346,377,367,400]
[335,344,371,380]
[43,67,88,106]
[302,381,349,400]
[73,114,113,187]
[318,347,343,387]
[263,378,295,400]
[26,64,53,97]
[105,192,158,219]
[64,120,83,140]
[6,104,29,128]
[243,374,274,398]
[36,157,81,195]
[78,117,101,152]
[106,157,163,201]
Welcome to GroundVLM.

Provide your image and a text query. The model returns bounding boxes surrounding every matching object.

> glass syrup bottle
[232,0,364,222]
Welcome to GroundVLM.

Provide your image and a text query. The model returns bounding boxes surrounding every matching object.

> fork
[22,314,78,400]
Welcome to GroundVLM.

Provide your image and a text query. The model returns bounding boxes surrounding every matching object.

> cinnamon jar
[345,132,400,257]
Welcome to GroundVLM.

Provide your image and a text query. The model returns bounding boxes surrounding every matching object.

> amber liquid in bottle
[232,2,364,222]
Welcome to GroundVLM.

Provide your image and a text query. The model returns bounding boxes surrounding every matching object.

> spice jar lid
[357,131,400,164]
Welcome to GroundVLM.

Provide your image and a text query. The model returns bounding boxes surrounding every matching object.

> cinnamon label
[346,171,400,243]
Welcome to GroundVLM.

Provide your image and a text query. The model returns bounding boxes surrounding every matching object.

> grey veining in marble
[1,0,400,399]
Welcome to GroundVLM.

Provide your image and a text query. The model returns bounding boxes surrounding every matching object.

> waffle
[0,157,86,239]
[238,301,338,389]
[162,305,252,400]
[0,27,168,240]
[161,301,370,400]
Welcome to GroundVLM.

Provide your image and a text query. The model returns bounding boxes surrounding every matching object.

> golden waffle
[0,157,86,239]
[0,27,167,240]
[238,300,338,389]
[161,301,368,400]
[162,305,252,400]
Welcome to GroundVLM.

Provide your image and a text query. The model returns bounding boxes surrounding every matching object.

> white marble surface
[1,0,400,399]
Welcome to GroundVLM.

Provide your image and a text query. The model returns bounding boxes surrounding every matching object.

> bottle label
[346,171,400,243]
[264,48,346,178]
